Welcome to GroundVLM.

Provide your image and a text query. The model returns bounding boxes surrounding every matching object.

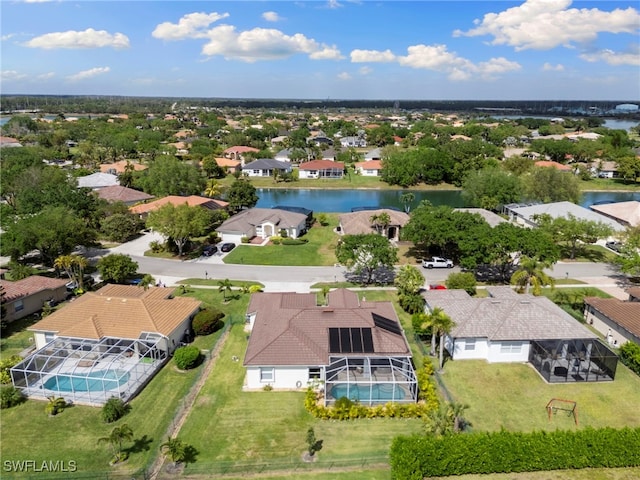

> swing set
[546,398,578,426]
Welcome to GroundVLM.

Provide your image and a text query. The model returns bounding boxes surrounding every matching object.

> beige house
[0,276,68,323]
[584,290,640,347]
[216,208,308,243]
[129,195,228,219]
[338,208,410,241]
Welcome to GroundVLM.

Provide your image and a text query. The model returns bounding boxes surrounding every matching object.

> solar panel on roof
[372,313,402,335]
[340,328,352,353]
[329,328,340,353]
[351,328,363,352]
[362,328,374,352]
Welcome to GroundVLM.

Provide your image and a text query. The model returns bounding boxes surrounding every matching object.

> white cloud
[542,62,565,71]
[262,11,281,22]
[67,66,110,81]
[24,28,129,49]
[327,0,343,9]
[580,48,640,66]
[152,12,229,40]
[359,66,373,75]
[201,25,343,62]
[37,72,55,80]
[1,33,16,41]
[1,70,27,80]
[337,72,351,80]
[350,49,396,63]
[454,0,640,51]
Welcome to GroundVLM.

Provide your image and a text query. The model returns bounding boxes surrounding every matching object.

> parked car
[203,245,218,256]
[429,284,447,290]
[422,256,454,269]
[605,241,623,253]
[220,243,236,253]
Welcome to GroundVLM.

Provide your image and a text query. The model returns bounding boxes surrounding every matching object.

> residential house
[502,201,625,233]
[242,159,292,178]
[364,148,382,161]
[339,136,367,148]
[338,208,409,241]
[243,288,418,405]
[422,286,618,383]
[354,160,383,176]
[77,172,119,190]
[589,201,640,228]
[0,136,23,148]
[223,146,260,166]
[0,276,69,323]
[11,284,201,405]
[534,160,572,171]
[214,157,242,174]
[94,185,154,206]
[298,160,344,179]
[274,148,313,163]
[216,208,307,243]
[99,160,147,175]
[591,160,618,178]
[130,195,228,219]
[583,293,640,347]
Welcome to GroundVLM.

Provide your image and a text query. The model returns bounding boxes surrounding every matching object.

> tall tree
[461,168,522,210]
[146,203,212,256]
[614,226,640,277]
[134,156,205,196]
[370,212,391,236]
[400,192,415,213]
[226,179,258,212]
[522,166,581,204]
[422,307,455,369]
[510,256,554,295]
[96,254,138,284]
[535,214,613,259]
[97,424,134,463]
[160,436,187,467]
[335,234,398,285]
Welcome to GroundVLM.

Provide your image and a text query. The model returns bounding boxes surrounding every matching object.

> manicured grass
[437,360,640,432]
[177,278,265,288]
[558,244,619,263]
[223,215,341,266]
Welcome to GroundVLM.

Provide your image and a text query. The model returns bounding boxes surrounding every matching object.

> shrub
[192,309,225,336]
[0,355,22,385]
[619,341,640,376]
[102,396,131,423]
[263,384,273,391]
[445,272,477,296]
[241,236,250,244]
[149,240,165,253]
[279,229,288,238]
[390,427,640,479]
[45,396,67,416]
[0,386,24,409]
[173,346,202,370]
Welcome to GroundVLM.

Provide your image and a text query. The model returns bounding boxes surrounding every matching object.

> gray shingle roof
[216,208,307,235]
[508,201,624,231]
[243,158,291,170]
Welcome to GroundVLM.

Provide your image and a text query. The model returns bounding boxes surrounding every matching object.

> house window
[500,342,522,354]
[44,332,55,344]
[260,367,274,382]
[464,339,476,351]
[309,367,321,379]
[253,170,260,175]
[14,299,24,312]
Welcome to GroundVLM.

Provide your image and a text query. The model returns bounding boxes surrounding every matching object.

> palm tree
[218,279,233,302]
[370,212,391,236]
[400,192,415,213]
[510,256,554,295]
[421,307,448,357]
[45,396,67,416]
[204,179,223,198]
[435,312,455,371]
[139,273,155,291]
[54,255,76,285]
[160,436,187,467]
[97,424,134,463]
[73,256,88,289]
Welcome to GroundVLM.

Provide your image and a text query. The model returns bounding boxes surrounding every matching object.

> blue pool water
[329,383,406,402]
[44,370,130,393]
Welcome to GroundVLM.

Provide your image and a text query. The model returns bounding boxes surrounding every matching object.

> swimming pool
[44,370,130,393]
[329,383,406,402]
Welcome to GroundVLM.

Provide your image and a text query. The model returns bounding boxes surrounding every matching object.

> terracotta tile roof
[298,160,344,170]
[130,195,228,215]
[0,276,68,303]
[244,289,411,367]
[214,157,241,168]
[423,286,597,341]
[338,209,410,236]
[535,160,571,171]
[95,185,154,204]
[224,146,259,154]
[0,136,20,144]
[584,297,640,338]
[354,160,383,170]
[29,284,201,340]
[627,287,640,301]
[99,161,147,174]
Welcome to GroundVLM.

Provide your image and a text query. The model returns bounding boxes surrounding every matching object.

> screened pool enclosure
[11,335,167,406]
[324,356,418,406]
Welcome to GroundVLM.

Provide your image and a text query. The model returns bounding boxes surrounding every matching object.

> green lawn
[437,360,640,432]
[223,214,341,266]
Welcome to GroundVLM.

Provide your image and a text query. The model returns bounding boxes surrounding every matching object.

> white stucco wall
[219,233,245,244]
[487,341,530,363]
[357,168,380,176]
[245,365,321,390]
[452,337,490,360]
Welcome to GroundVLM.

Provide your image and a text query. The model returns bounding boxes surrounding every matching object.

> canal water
[256,188,640,213]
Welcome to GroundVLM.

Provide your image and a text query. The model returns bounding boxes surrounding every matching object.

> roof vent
[520,300,530,304]
[323,309,334,313]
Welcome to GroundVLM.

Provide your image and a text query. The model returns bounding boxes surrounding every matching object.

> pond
[255,188,640,213]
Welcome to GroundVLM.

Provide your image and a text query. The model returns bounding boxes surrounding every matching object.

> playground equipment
[546,398,578,426]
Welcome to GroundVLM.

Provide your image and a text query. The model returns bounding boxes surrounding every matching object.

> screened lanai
[529,338,618,383]
[324,356,418,406]
[11,335,166,406]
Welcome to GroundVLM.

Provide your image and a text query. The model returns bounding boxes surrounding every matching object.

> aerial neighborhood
[1,97,640,478]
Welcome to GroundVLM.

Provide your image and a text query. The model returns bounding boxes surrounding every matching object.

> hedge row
[390,427,640,479]
[619,341,640,376]
[304,365,439,420]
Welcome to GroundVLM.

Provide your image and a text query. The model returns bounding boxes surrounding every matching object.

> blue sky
[1,0,639,100]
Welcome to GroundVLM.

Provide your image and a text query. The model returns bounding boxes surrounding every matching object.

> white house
[243,289,418,405]
[423,287,618,383]
[216,208,308,243]
[298,160,344,179]
[77,172,119,190]
[242,158,292,177]
[354,160,383,176]
[339,136,367,148]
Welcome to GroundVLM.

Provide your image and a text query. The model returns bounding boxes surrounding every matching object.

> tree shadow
[183,445,199,465]
[126,435,153,454]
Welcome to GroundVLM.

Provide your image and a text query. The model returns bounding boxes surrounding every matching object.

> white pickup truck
[422,256,454,269]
